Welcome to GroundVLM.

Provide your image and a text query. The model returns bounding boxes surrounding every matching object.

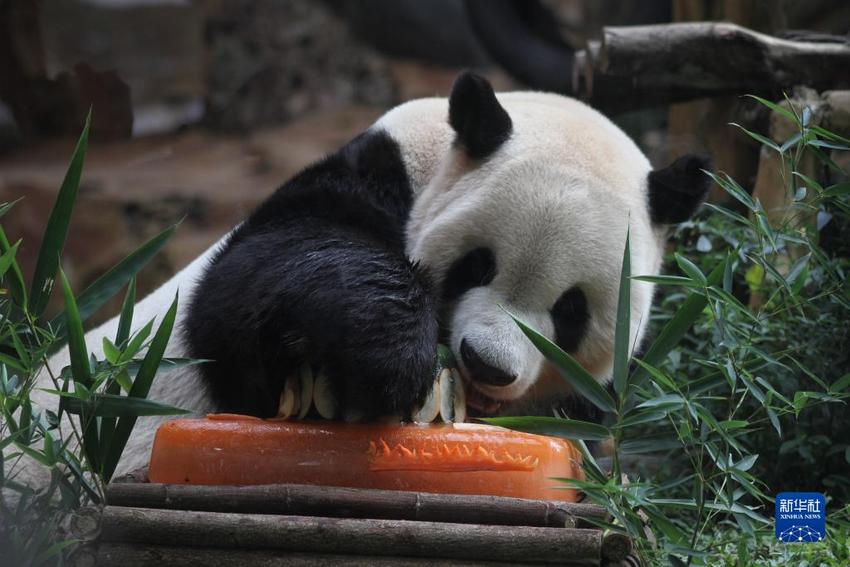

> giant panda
[31,71,711,478]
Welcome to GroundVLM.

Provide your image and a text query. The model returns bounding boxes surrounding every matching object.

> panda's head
[405,72,711,415]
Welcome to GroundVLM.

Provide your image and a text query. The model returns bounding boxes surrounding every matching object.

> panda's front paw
[341,366,437,422]
[321,343,438,421]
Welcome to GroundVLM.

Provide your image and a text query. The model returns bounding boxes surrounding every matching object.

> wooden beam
[92,506,631,565]
[105,482,608,528]
[573,22,850,112]
[78,543,572,567]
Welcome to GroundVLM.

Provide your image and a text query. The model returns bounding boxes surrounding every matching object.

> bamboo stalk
[98,506,608,564]
[106,482,607,528]
[87,543,544,567]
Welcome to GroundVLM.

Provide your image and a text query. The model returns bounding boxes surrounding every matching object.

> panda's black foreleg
[184,218,439,420]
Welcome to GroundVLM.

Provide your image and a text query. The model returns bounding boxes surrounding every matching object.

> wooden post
[663,0,782,202]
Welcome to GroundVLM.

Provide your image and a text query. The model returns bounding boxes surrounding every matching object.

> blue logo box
[775,492,826,543]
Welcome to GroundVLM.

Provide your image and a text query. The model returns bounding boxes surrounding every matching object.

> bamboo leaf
[631,359,678,392]
[102,337,120,365]
[48,223,176,348]
[30,111,90,317]
[766,407,782,436]
[630,257,727,384]
[636,393,686,410]
[729,123,781,152]
[632,275,697,287]
[13,442,51,466]
[831,373,850,394]
[0,239,22,280]
[823,182,850,198]
[708,287,760,324]
[9,329,31,368]
[506,310,615,414]
[792,171,824,193]
[0,197,23,220]
[613,229,631,398]
[809,125,850,144]
[116,277,137,347]
[779,131,803,153]
[118,320,154,363]
[59,267,100,472]
[743,95,798,124]
[481,416,610,441]
[62,451,100,503]
[120,357,206,377]
[573,439,605,480]
[63,394,189,418]
[19,400,32,444]
[0,352,28,373]
[706,172,756,211]
[674,253,707,286]
[59,269,91,388]
[734,454,758,473]
[0,227,28,308]
[808,139,850,151]
[616,410,667,429]
[101,293,179,482]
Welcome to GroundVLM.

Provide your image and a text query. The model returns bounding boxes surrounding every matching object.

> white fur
[384,93,661,403]
[12,90,663,483]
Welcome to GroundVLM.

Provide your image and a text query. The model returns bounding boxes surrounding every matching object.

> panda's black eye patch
[551,287,589,353]
[442,247,496,301]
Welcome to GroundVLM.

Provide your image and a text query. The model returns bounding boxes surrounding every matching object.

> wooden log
[86,543,547,567]
[97,506,609,564]
[110,467,149,484]
[105,482,607,528]
[573,22,850,112]
[601,533,633,563]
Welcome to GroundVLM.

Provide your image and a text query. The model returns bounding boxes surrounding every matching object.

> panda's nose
[460,339,517,386]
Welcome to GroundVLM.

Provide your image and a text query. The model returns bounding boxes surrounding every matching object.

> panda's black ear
[448,71,512,159]
[648,154,713,225]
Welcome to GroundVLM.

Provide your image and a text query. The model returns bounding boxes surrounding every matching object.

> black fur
[647,154,713,225]
[185,130,439,419]
[448,71,513,159]
[442,247,497,302]
[551,286,589,354]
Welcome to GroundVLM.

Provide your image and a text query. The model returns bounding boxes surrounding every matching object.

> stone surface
[202,0,396,132]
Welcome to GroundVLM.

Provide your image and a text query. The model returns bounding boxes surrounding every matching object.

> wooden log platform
[105,482,607,528]
[70,480,636,566]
